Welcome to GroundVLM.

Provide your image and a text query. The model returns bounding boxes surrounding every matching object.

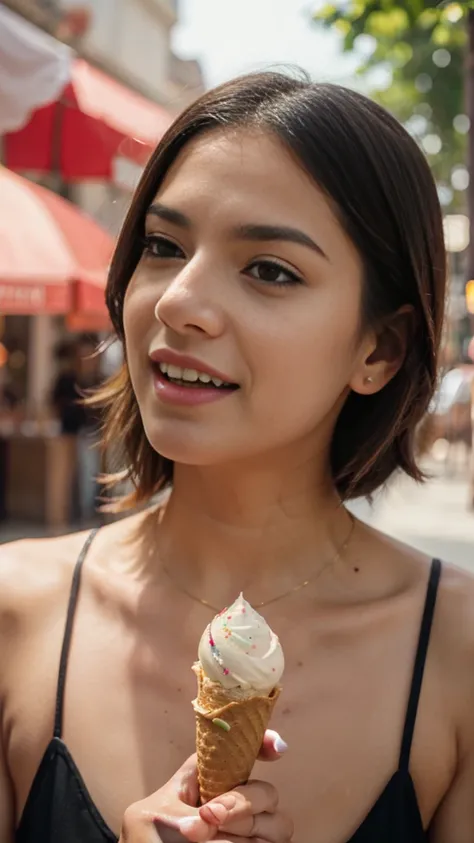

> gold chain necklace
[162,513,355,612]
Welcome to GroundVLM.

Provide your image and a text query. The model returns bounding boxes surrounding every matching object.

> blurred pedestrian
[51,340,80,436]
[2,72,474,843]
[73,334,103,522]
[51,336,102,523]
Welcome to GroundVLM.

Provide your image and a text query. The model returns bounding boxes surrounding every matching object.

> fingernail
[274,736,288,754]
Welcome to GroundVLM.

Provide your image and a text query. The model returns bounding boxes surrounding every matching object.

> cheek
[124,271,148,332]
[123,270,157,342]
[252,287,361,398]
[123,283,155,393]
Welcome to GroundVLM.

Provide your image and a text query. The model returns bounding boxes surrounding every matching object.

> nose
[154,256,225,338]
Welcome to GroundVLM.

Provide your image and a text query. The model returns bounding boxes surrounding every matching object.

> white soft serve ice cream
[197,593,284,696]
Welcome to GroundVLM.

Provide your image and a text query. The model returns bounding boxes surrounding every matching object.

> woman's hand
[119,730,292,843]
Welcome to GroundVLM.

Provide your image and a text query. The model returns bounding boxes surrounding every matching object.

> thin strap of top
[398,558,442,771]
[54,529,100,739]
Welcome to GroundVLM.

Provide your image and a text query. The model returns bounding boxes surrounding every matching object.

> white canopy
[0,5,71,133]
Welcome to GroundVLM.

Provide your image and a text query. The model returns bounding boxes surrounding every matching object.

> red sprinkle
[223,668,230,675]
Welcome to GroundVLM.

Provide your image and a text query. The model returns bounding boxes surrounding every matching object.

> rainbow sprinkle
[208,621,228,676]
[212,718,231,732]
[207,597,256,681]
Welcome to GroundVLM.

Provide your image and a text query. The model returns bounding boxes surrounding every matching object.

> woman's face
[123,130,370,470]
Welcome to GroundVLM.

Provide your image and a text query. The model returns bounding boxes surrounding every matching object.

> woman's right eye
[142,234,185,260]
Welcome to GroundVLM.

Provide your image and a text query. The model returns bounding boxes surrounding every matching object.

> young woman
[1,72,473,843]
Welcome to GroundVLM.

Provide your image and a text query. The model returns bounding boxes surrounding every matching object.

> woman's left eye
[245,260,303,287]
[142,234,185,260]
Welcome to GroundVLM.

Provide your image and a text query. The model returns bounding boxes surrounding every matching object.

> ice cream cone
[192,663,281,803]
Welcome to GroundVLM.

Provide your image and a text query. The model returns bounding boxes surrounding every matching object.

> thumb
[165,755,217,842]
[171,754,200,807]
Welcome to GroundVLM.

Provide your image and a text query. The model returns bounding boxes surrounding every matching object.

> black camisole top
[15,530,442,842]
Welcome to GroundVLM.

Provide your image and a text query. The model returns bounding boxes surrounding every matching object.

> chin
[142,418,222,466]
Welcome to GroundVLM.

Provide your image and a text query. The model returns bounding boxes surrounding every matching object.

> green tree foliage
[313,1,474,210]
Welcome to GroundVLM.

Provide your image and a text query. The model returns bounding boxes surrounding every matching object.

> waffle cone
[192,663,281,804]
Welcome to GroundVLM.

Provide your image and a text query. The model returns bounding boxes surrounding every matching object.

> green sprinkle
[212,718,231,732]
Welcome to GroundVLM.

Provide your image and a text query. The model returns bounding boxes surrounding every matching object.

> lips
[156,361,238,389]
[149,348,238,388]
[151,367,237,407]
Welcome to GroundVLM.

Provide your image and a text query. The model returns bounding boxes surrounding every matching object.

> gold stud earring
[364,376,374,384]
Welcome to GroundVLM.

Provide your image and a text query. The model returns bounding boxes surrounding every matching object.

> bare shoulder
[0,509,152,626]
[392,538,474,666]
[429,558,474,734]
[0,531,91,656]
[0,530,89,600]
[434,559,474,659]
[367,525,474,697]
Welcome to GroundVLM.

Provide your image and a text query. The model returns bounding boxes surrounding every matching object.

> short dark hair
[96,71,446,508]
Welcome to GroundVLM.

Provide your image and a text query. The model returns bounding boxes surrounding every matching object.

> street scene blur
[0,0,473,565]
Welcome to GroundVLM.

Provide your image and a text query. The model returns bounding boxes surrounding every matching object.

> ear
[350,306,415,396]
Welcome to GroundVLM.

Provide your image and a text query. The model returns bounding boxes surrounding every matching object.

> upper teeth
[159,362,226,387]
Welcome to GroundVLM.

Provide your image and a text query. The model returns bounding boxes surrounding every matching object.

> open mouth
[154,362,239,390]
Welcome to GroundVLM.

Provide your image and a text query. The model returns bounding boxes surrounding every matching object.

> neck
[153,448,353,610]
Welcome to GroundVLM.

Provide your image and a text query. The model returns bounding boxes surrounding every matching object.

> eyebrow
[146,202,191,228]
[233,223,328,260]
[146,203,328,260]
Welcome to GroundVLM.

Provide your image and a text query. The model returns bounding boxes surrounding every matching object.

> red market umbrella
[0,167,114,315]
[4,58,173,180]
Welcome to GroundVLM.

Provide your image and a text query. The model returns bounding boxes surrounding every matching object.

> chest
[7,596,454,843]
